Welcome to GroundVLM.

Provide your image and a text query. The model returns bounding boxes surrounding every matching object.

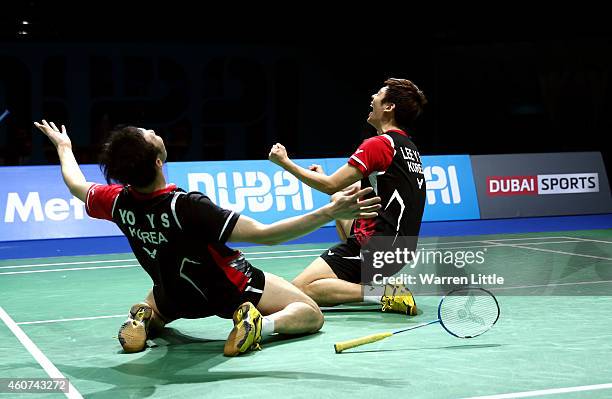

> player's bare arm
[307,163,359,242]
[269,143,363,195]
[33,120,94,202]
[229,186,380,245]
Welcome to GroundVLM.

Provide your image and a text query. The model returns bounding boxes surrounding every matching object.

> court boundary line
[17,314,125,325]
[0,264,138,275]
[477,279,612,292]
[418,240,582,250]
[561,236,612,244]
[0,240,588,271]
[0,254,327,274]
[0,249,327,270]
[0,236,584,268]
[0,306,83,399]
[2,238,611,274]
[482,240,612,261]
[461,382,612,398]
[243,248,325,255]
[417,236,582,246]
[0,251,327,271]
[0,259,140,270]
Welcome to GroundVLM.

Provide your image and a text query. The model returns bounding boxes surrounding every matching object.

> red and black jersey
[86,183,262,320]
[347,129,426,245]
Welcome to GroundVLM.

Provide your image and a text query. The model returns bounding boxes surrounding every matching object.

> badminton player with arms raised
[34,120,381,356]
[269,78,427,315]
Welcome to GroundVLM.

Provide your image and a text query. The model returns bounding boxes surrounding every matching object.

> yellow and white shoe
[381,283,418,316]
[118,303,153,353]
[224,302,263,356]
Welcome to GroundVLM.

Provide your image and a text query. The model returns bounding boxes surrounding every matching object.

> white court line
[0,254,324,275]
[484,236,582,242]
[0,259,139,270]
[561,236,612,244]
[242,248,325,255]
[0,236,586,270]
[0,240,588,270]
[409,279,612,296]
[0,306,83,399]
[247,254,319,261]
[3,240,607,275]
[418,240,583,251]
[482,241,612,262]
[461,382,612,399]
[0,250,326,270]
[0,264,138,275]
[17,314,125,325]
[487,279,612,292]
[419,236,581,246]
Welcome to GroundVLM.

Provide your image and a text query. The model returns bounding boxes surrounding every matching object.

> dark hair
[383,78,428,129]
[99,126,160,187]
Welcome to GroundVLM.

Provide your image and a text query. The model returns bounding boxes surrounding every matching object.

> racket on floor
[334,287,500,353]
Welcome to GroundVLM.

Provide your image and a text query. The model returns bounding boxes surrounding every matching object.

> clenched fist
[269,143,289,167]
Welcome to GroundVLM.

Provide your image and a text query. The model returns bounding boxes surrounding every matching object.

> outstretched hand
[33,120,71,149]
[328,186,381,220]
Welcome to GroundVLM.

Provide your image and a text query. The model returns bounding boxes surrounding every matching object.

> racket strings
[439,288,499,338]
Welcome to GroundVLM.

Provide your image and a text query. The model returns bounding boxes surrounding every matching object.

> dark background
[1,3,611,177]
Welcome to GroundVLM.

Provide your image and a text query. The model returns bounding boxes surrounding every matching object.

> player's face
[138,128,167,162]
[367,86,387,128]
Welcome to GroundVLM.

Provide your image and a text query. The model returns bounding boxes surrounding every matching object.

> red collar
[129,184,177,200]
[385,129,410,137]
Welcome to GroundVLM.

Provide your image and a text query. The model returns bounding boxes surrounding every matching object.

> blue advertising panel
[421,155,480,221]
[322,155,481,221]
[0,155,480,242]
[0,165,123,241]
[167,159,336,226]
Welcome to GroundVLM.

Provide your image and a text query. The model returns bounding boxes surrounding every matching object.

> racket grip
[334,332,393,353]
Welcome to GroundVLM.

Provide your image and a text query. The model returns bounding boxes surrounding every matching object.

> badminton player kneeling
[270,79,427,316]
[34,120,380,356]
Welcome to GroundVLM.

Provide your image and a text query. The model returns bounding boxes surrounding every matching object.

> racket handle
[334,332,393,353]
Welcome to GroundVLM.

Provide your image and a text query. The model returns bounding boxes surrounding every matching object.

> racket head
[437,287,500,338]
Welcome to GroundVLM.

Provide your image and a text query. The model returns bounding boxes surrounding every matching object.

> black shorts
[153,258,266,321]
[320,236,410,284]
[320,237,363,284]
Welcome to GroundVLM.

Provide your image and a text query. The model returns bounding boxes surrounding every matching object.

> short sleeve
[347,135,395,175]
[178,192,240,243]
[85,184,123,220]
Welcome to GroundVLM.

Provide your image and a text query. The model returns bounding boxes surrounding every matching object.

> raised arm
[33,120,94,202]
[269,143,362,195]
[229,186,379,245]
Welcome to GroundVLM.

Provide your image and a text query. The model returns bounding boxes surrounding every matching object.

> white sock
[363,296,381,304]
[261,316,275,336]
[362,284,383,304]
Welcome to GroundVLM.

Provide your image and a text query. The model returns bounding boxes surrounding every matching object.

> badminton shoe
[118,302,153,353]
[381,283,418,316]
[224,302,262,356]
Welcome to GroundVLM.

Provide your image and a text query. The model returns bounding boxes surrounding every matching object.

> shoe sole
[118,320,148,353]
[224,303,259,357]
[118,304,153,353]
